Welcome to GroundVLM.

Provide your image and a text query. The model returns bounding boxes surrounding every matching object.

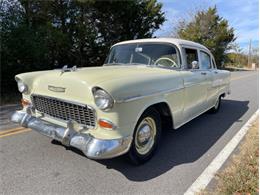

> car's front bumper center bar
[11,111,132,159]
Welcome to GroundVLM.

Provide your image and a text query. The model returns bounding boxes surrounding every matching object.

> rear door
[199,50,219,108]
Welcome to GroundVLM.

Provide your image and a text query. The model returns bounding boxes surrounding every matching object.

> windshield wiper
[103,63,123,66]
[104,62,149,66]
[126,63,145,65]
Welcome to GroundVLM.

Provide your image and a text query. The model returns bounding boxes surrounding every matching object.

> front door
[182,48,208,122]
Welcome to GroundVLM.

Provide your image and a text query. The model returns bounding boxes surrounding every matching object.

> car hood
[16,65,182,103]
[49,65,178,85]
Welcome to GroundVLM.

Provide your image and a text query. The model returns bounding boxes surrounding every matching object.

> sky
[155,0,259,51]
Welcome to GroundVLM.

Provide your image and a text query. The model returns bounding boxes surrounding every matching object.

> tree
[226,43,244,67]
[251,47,259,67]
[226,43,259,68]
[174,6,235,68]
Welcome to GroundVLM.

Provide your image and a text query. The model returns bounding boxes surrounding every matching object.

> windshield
[105,43,180,68]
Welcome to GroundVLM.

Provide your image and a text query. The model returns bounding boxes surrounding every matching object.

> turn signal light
[21,98,30,107]
[98,119,115,130]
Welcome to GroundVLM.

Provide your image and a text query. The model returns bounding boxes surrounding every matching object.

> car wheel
[209,96,221,113]
[128,108,161,165]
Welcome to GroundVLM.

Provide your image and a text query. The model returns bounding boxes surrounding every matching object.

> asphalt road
[0,71,258,195]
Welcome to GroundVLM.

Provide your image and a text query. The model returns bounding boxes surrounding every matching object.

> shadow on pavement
[52,99,249,181]
[0,104,22,129]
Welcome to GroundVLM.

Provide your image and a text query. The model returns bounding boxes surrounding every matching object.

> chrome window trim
[212,56,217,69]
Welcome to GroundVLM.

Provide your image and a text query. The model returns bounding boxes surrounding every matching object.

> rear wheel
[128,108,161,165]
[209,96,221,113]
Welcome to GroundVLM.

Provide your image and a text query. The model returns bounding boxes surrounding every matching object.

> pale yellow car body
[14,38,231,159]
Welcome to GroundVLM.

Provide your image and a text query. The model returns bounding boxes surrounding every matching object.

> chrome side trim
[11,111,132,159]
[116,87,184,103]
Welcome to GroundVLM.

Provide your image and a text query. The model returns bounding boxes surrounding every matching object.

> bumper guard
[11,110,132,159]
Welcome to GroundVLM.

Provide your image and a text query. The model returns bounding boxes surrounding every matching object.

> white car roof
[113,38,210,53]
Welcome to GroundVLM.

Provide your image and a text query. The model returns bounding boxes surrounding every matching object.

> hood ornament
[61,65,77,75]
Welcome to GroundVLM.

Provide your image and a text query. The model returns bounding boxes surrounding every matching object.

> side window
[184,48,198,69]
[200,51,211,69]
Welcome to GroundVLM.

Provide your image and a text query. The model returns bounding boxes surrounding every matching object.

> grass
[201,118,259,195]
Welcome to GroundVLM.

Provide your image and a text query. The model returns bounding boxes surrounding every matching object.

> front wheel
[128,108,161,165]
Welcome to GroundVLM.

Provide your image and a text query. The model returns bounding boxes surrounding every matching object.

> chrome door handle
[201,72,207,75]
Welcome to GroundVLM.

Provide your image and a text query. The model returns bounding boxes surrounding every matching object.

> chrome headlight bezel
[92,87,114,111]
[17,80,28,94]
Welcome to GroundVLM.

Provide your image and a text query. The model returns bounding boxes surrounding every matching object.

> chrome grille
[31,95,96,128]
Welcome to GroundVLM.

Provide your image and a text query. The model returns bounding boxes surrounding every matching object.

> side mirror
[191,61,199,69]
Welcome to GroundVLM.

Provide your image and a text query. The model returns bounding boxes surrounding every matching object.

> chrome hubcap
[135,117,156,155]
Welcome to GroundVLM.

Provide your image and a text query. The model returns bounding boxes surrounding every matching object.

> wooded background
[0,0,257,103]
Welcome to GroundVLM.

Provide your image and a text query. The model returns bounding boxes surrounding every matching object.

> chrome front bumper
[11,111,132,159]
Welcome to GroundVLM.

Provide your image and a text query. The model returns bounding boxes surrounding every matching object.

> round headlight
[17,81,28,93]
[93,88,114,110]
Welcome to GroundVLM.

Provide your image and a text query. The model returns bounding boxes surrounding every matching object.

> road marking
[184,110,259,195]
[0,128,31,138]
[0,127,25,135]
[231,73,257,81]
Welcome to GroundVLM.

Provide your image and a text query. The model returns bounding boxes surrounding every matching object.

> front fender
[111,95,172,137]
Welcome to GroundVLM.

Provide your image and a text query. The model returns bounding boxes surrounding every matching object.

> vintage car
[11,38,231,164]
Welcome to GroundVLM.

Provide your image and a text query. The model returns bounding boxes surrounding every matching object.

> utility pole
[248,39,252,68]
